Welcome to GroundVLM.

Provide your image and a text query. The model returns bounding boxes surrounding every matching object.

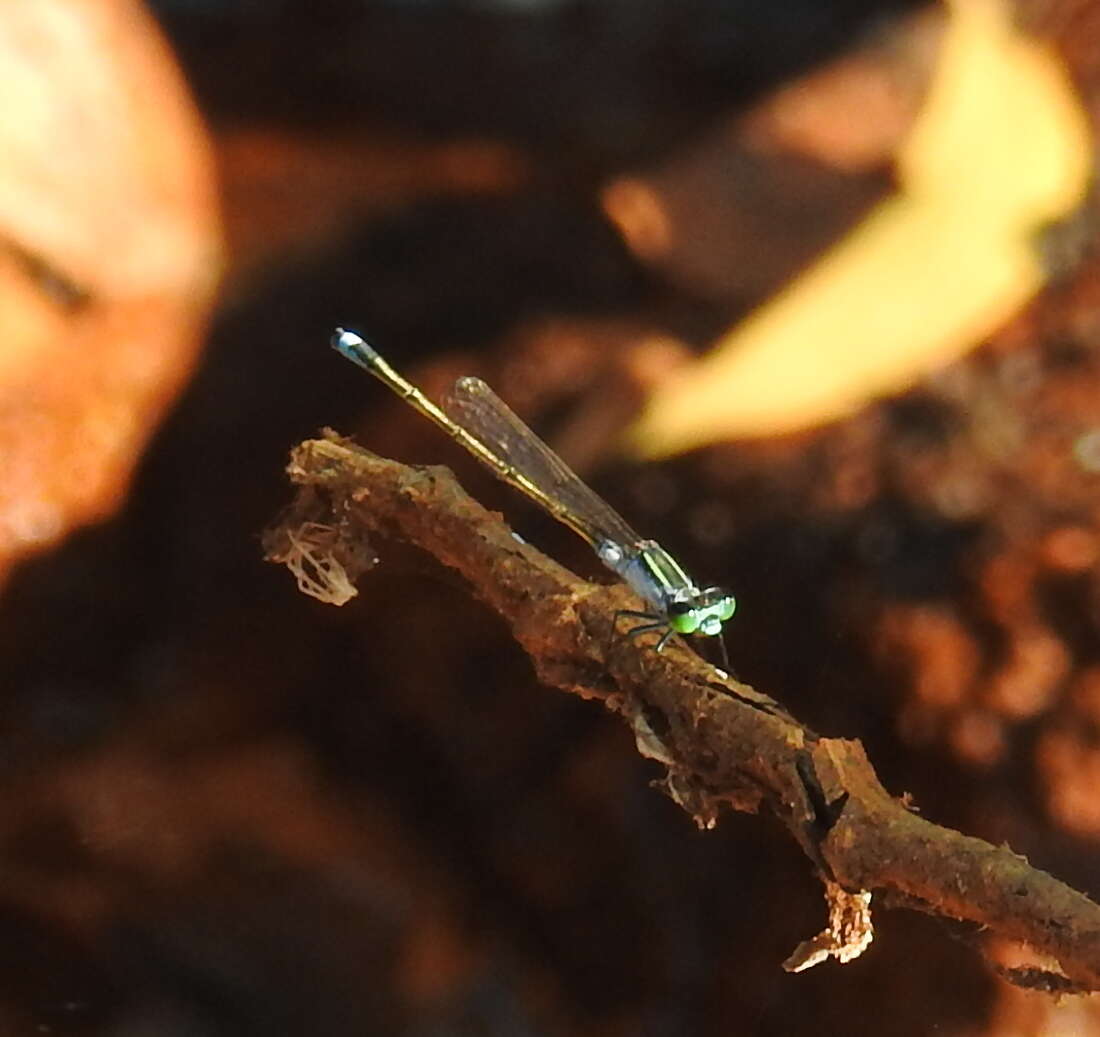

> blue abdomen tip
[331,328,377,367]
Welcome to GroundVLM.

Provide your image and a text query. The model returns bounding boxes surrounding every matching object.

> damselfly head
[669,588,736,637]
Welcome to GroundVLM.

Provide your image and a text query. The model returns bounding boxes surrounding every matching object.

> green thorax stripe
[639,542,695,597]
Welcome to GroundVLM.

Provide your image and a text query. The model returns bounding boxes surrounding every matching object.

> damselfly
[331,329,736,666]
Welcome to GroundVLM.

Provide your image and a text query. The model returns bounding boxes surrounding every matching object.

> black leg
[610,609,661,654]
[614,608,660,624]
[625,621,666,640]
[612,609,660,637]
[717,634,729,670]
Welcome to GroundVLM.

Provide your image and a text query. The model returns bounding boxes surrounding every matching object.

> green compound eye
[717,595,737,622]
[669,609,701,634]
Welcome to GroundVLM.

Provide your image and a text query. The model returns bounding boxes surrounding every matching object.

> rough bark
[266,432,1100,992]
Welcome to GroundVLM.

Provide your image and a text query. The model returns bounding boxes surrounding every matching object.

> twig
[265,431,1100,990]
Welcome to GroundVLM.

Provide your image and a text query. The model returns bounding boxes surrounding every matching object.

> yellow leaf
[628,0,1092,457]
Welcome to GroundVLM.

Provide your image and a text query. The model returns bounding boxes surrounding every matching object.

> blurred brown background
[1,0,1099,1033]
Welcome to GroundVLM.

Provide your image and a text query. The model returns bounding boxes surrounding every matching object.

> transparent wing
[444,376,644,550]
